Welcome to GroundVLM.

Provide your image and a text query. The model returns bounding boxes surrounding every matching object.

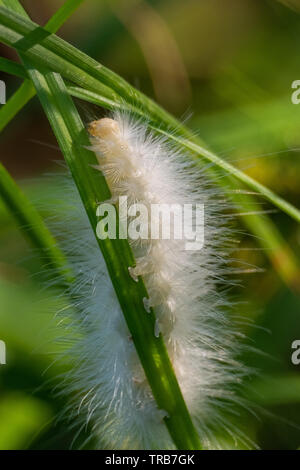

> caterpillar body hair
[43,112,252,449]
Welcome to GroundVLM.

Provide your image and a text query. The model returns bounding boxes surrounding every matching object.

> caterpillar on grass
[44,112,252,449]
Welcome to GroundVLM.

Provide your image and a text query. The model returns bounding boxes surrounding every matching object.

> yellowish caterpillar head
[88,118,120,139]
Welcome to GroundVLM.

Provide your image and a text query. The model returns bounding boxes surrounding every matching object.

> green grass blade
[44,0,86,33]
[154,128,300,224]
[0,0,86,32]
[0,79,35,131]
[0,5,178,127]
[0,56,26,78]
[0,0,88,130]
[0,0,25,14]
[0,59,120,111]
[0,7,120,103]
[227,180,300,292]
[0,162,73,283]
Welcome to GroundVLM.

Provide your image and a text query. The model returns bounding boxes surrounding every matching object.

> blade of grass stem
[0,162,73,283]
[227,181,300,293]
[154,128,300,224]
[44,0,86,33]
[0,0,88,129]
[0,79,34,131]
[0,56,26,78]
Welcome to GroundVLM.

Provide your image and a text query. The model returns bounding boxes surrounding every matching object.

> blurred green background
[1,0,300,449]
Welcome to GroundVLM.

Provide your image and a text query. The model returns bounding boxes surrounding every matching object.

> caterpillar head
[88,118,120,139]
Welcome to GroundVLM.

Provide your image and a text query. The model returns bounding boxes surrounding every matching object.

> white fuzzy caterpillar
[46,113,251,449]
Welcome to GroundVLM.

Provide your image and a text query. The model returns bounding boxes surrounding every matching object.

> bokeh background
[1,0,300,449]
